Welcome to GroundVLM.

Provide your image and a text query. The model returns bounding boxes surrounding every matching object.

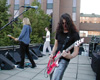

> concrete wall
[9,0,14,20]
[80,23,100,31]
[76,0,80,31]
[41,0,47,13]
[60,0,72,16]
[52,0,60,32]
[52,0,80,32]
[19,0,25,19]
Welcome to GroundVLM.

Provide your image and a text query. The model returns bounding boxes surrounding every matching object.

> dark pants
[19,42,36,67]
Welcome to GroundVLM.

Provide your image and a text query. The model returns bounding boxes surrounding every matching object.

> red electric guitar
[47,38,84,75]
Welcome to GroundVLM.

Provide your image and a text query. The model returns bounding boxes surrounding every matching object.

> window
[14,10,19,18]
[72,0,76,21]
[88,31,100,36]
[25,0,30,4]
[24,4,30,6]
[80,30,100,37]
[38,0,41,3]
[80,31,88,37]
[86,17,88,19]
[47,0,53,3]
[47,0,53,14]
[46,9,53,15]
[72,7,76,12]
[7,0,10,5]
[73,0,76,7]
[14,5,19,10]
[25,0,30,6]
[14,0,19,10]
[47,3,53,9]
[14,0,19,18]
[15,0,19,4]
[72,13,76,21]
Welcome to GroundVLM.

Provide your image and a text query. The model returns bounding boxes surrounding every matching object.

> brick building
[7,0,100,43]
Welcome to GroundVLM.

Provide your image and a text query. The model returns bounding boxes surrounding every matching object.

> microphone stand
[10,22,15,63]
[0,8,30,31]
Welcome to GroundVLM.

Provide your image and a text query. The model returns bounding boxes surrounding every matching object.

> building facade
[7,0,100,43]
[80,13,100,43]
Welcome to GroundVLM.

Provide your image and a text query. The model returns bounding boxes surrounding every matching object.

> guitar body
[47,51,61,75]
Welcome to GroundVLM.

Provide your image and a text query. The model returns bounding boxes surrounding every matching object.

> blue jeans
[50,59,69,80]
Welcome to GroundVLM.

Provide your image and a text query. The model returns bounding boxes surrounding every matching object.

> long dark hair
[56,13,78,35]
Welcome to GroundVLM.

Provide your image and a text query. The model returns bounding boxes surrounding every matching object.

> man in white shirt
[43,27,51,55]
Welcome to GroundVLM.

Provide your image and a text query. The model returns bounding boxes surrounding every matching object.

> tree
[23,0,51,43]
[0,0,22,46]
[0,0,54,46]
[0,0,13,46]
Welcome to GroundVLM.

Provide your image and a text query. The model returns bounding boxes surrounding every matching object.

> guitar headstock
[75,38,84,47]
[7,34,12,37]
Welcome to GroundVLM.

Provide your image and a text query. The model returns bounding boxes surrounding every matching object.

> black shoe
[17,65,24,69]
[31,65,36,68]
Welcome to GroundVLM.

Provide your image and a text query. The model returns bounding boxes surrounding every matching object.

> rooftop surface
[0,52,96,80]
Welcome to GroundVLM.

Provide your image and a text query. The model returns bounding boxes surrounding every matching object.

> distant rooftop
[80,13,100,17]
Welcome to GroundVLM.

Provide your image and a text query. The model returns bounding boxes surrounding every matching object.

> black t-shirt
[56,32,80,61]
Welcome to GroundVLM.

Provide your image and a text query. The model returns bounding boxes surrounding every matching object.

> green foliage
[0,0,11,27]
[23,0,51,44]
[0,0,13,46]
[0,0,22,46]
[50,31,56,44]
[0,0,54,46]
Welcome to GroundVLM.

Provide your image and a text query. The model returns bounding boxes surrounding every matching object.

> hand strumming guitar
[15,38,19,41]
[49,54,54,61]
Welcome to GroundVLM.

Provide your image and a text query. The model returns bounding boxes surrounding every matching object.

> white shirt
[46,31,50,41]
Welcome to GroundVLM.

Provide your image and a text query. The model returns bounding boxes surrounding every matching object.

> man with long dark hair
[49,13,80,80]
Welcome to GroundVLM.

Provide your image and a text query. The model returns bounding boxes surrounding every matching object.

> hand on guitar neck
[7,34,19,41]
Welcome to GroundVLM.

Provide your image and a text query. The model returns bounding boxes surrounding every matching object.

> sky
[80,0,100,14]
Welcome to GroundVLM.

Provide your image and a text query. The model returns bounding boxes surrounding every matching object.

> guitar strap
[61,34,70,52]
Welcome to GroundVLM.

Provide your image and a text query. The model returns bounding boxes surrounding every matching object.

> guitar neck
[8,35,16,40]
[10,36,16,40]
[65,43,74,52]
